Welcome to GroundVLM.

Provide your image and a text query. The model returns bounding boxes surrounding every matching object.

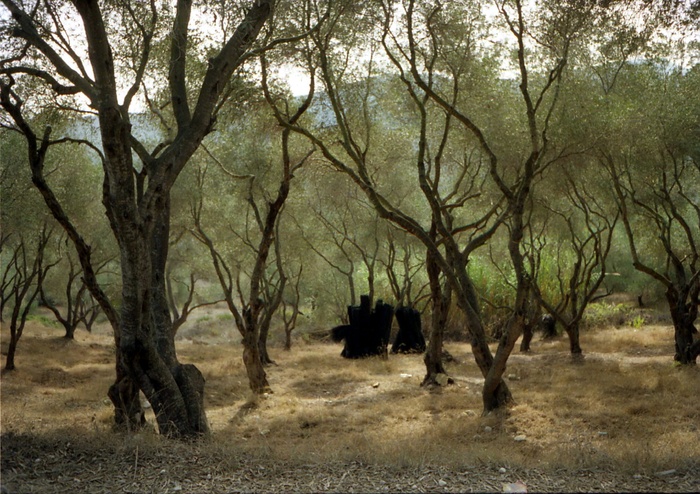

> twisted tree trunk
[422,241,452,387]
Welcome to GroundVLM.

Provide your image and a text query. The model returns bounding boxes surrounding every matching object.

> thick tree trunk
[155,206,209,434]
[2,0,275,438]
[667,290,698,364]
[519,323,534,352]
[565,322,582,355]
[107,363,144,431]
[519,292,541,352]
[243,306,271,393]
[422,349,450,386]
[482,313,522,412]
[482,378,514,412]
[63,324,76,339]
[97,178,146,432]
[483,189,532,410]
[114,190,209,437]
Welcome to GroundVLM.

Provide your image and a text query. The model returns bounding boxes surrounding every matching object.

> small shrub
[582,302,629,329]
[26,314,60,328]
[630,314,646,329]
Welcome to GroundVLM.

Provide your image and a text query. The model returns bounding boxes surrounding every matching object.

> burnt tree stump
[332,295,394,359]
[540,313,557,339]
[392,306,426,354]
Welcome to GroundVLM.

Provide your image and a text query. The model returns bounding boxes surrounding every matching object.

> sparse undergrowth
[1,317,699,493]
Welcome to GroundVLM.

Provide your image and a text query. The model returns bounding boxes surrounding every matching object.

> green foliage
[467,256,515,323]
[631,315,646,329]
[3,0,699,346]
[582,302,629,329]
[26,314,60,328]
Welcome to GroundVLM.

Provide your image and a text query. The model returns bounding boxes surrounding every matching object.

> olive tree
[601,61,700,364]
[1,0,275,437]
[1,225,56,371]
[192,44,316,391]
[528,174,618,355]
[272,0,598,411]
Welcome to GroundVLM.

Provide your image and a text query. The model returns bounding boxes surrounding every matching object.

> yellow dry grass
[2,318,699,477]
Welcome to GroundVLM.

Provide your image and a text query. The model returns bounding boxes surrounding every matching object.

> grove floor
[1,316,699,493]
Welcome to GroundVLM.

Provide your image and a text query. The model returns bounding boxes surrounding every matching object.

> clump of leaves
[582,302,630,329]
[630,314,646,329]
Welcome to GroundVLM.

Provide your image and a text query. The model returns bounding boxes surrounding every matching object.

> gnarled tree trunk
[244,304,272,393]
[422,240,452,387]
[667,289,699,365]
[564,322,583,356]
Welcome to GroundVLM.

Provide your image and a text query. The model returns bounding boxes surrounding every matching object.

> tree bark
[64,325,76,339]
[243,305,272,393]
[5,332,18,371]
[667,289,699,364]
[565,322,583,355]
[519,324,534,352]
[452,264,514,412]
[258,320,276,366]
[422,241,452,387]
[107,371,144,430]
[119,195,208,437]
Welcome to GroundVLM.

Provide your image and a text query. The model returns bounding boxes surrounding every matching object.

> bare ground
[1,316,699,493]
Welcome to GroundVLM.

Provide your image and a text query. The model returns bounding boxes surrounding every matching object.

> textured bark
[519,324,534,352]
[110,193,209,437]
[519,295,542,352]
[107,373,144,430]
[5,335,18,371]
[258,321,276,366]
[243,305,272,393]
[454,272,514,411]
[564,322,583,355]
[667,289,699,365]
[421,243,451,387]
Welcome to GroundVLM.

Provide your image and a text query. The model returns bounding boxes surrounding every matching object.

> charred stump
[540,314,557,340]
[331,295,394,359]
[392,307,426,354]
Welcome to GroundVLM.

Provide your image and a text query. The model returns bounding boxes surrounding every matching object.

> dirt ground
[1,313,699,493]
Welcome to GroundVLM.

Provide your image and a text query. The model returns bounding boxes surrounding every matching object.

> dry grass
[2,316,700,492]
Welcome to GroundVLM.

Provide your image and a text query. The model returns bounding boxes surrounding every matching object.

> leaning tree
[601,60,700,364]
[0,0,276,437]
